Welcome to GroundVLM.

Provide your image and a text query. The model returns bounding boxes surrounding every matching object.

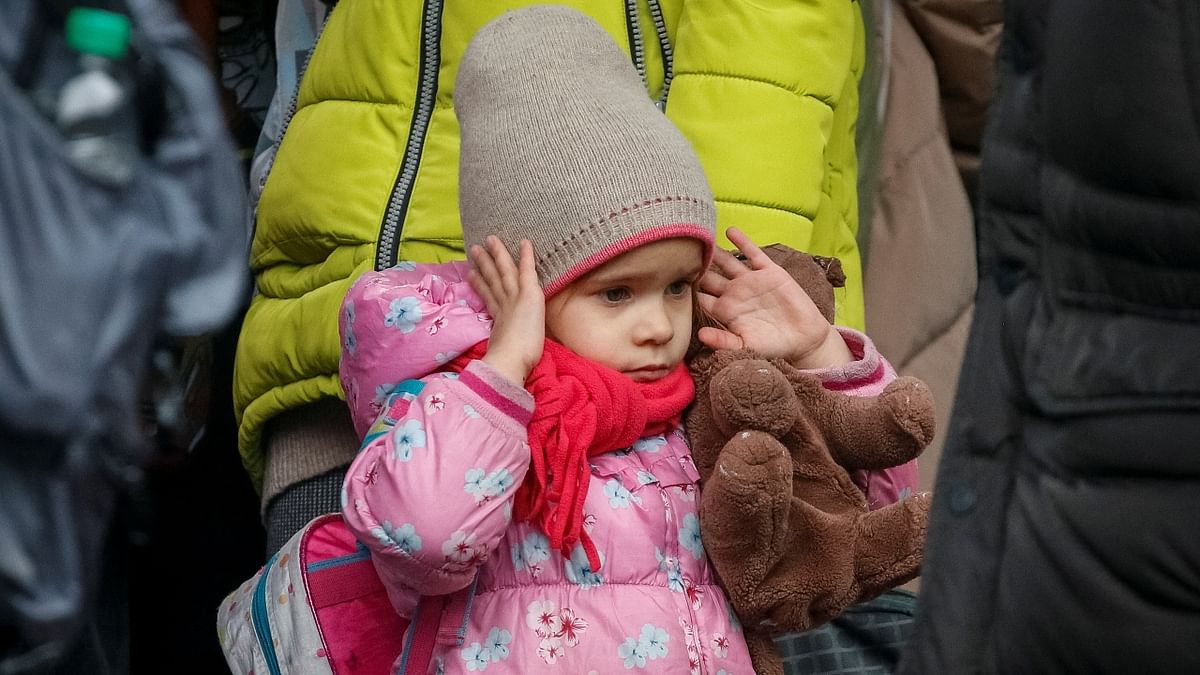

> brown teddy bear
[686,245,935,675]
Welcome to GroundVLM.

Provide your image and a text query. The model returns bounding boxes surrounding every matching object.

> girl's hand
[468,237,545,385]
[697,227,853,369]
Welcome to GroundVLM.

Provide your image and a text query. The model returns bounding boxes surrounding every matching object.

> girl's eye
[603,288,631,303]
[667,280,690,296]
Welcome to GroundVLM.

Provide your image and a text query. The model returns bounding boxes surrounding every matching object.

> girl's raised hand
[697,228,853,369]
[468,237,545,385]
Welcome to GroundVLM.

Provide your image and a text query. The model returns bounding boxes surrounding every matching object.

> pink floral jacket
[339,262,916,674]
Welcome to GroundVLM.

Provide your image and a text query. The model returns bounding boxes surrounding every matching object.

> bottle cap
[65,8,132,59]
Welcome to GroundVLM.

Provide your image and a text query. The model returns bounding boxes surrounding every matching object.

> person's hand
[697,227,853,369]
[468,237,545,385]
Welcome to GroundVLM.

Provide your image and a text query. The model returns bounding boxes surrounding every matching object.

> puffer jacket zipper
[624,0,674,109]
[646,0,674,107]
[376,0,445,271]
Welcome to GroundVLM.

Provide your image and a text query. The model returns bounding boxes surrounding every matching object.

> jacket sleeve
[340,260,493,439]
[798,326,920,508]
[342,359,532,612]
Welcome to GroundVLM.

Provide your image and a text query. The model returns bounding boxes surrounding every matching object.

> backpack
[218,513,477,675]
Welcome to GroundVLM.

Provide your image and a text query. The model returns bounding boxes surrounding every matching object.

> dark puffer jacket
[902,1,1200,673]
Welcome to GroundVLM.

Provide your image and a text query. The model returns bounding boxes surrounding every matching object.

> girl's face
[545,238,705,382]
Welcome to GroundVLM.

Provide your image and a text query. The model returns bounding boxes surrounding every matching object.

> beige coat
[859,0,1003,493]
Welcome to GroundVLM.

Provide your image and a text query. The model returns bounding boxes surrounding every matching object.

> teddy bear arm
[699,431,793,622]
[801,375,936,471]
[852,492,931,593]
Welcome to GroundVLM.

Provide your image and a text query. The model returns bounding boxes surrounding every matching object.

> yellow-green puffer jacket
[234,0,866,488]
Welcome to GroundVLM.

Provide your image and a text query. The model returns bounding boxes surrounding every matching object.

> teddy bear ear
[810,254,846,289]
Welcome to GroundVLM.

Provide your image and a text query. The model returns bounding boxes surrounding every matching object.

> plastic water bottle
[56,8,137,187]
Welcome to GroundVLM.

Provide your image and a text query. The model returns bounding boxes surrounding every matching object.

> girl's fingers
[467,268,498,313]
[696,291,728,323]
[725,227,772,270]
[471,243,501,288]
[486,236,521,298]
[708,246,749,280]
[516,240,540,294]
[697,326,744,351]
[698,269,730,296]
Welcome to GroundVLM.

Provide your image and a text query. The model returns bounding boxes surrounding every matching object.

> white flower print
[582,512,597,534]
[435,351,459,365]
[667,566,685,593]
[392,261,417,271]
[463,404,480,418]
[556,608,588,647]
[520,532,550,578]
[687,644,703,675]
[464,468,488,503]
[442,531,483,567]
[684,578,705,610]
[384,296,423,333]
[618,638,647,669]
[526,600,562,638]
[618,624,670,669]
[370,521,421,555]
[485,628,512,661]
[636,470,657,485]
[424,392,446,413]
[465,468,515,504]
[604,478,641,509]
[503,501,513,523]
[564,544,604,589]
[676,483,698,502]
[480,469,514,499]
[427,315,447,335]
[538,638,564,664]
[632,435,667,453]
[392,419,426,461]
[679,512,704,559]
[441,372,461,380]
[638,624,670,659]
[710,633,730,658]
[460,642,490,671]
[679,618,703,674]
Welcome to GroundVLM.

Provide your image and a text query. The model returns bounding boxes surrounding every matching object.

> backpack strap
[397,576,479,674]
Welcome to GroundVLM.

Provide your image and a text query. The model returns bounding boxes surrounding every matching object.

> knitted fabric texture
[455,5,716,297]
[450,340,694,570]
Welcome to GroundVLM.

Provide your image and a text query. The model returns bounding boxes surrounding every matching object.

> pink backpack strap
[395,577,479,674]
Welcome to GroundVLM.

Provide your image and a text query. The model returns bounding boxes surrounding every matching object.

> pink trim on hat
[542,224,715,298]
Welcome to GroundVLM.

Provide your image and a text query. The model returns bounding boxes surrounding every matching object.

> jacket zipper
[251,554,283,675]
[624,0,674,109]
[624,0,648,87]
[376,0,445,271]
[646,0,674,108]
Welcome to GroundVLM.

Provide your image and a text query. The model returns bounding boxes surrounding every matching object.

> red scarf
[449,339,693,571]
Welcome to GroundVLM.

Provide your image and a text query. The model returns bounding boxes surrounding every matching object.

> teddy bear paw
[710,359,798,438]
[711,431,793,497]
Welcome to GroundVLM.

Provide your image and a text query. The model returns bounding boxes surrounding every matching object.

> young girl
[339,6,912,673]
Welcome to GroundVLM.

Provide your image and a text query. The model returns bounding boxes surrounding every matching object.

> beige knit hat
[456,4,716,298]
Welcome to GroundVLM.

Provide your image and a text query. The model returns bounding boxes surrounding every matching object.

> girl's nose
[633,302,674,345]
